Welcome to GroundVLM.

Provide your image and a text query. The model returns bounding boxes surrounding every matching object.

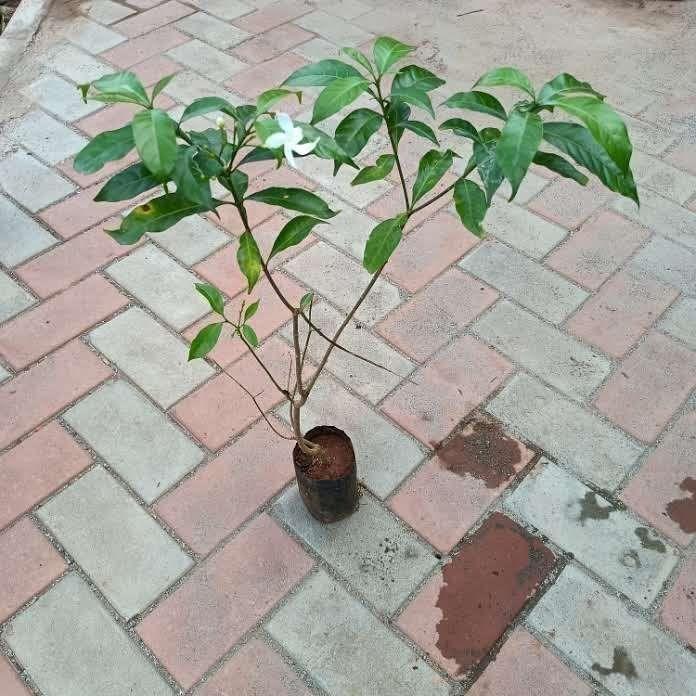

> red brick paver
[396,513,555,677]
[0,517,66,622]
[621,411,696,546]
[137,515,313,689]
[381,335,513,445]
[594,332,696,442]
[468,627,593,696]
[0,423,91,530]
[566,270,678,357]
[197,638,313,696]
[100,25,189,68]
[389,414,535,552]
[0,275,128,369]
[155,418,294,554]
[0,341,112,449]
[0,657,30,696]
[660,557,696,648]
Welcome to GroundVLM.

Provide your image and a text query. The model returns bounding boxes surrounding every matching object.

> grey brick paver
[166,39,247,82]
[45,43,115,84]
[0,150,76,213]
[294,10,374,46]
[486,373,644,488]
[273,488,437,613]
[175,12,250,49]
[185,0,253,21]
[0,271,35,324]
[0,195,57,267]
[527,563,696,696]
[658,296,696,349]
[82,0,136,25]
[62,16,126,53]
[22,75,102,121]
[506,460,679,607]
[106,244,210,330]
[37,467,192,618]
[148,214,229,265]
[630,235,696,295]
[89,307,214,408]
[7,110,88,164]
[63,380,203,503]
[613,188,696,250]
[472,300,612,400]
[483,202,567,258]
[266,570,450,696]
[460,240,588,323]
[163,70,242,106]
[3,574,174,696]
[285,241,401,326]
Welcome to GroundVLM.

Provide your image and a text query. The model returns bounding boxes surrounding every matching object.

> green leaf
[537,73,604,106]
[74,125,134,174]
[188,322,223,360]
[392,65,445,93]
[256,88,301,114]
[542,121,638,203]
[411,149,454,203]
[473,127,503,202]
[334,108,383,157]
[439,118,479,143]
[247,187,337,219]
[299,292,314,312]
[474,67,535,98]
[351,154,395,185]
[132,108,177,179]
[390,86,434,117]
[384,99,410,144]
[402,120,439,145]
[550,96,632,173]
[151,73,176,102]
[533,151,588,185]
[237,232,263,293]
[180,97,236,123]
[443,91,507,120]
[341,47,374,75]
[453,178,487,237]
[195,283,225,315]
[269,216,325,259]
[241,324,259,348]
[311,76,369,125]
[94,161,159,202]
[373,36,414,75]
[283,59,362,87]
[496,109,543,199]
[107,192,207,244]
[295,123,357,169]
[172,147,213,208]
[244,299,260,321]
[363,215,407,273]
[220,170,249,200]
[89,71,150,107]
[239,146,276,166]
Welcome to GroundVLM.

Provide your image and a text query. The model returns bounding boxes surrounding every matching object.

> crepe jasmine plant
[74,36,638,457]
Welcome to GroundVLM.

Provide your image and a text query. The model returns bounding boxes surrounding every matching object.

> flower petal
[284,142,297,168]
[264,132,287,149]
[288,126,304,146]
[293,138,319,156]
[276,112,294,134]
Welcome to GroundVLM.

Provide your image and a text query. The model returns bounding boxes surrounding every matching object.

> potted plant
[74,36,638,523]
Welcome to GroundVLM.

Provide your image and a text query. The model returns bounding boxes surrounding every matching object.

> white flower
[215,116,225,129]
[263,112,318,168]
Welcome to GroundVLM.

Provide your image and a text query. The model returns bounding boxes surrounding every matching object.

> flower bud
[216,116,225,129]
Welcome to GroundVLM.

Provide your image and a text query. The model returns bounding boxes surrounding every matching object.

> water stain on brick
[432,415,523,488]
[665,477,696,534]
[434,512,555,676]
[577,492,615,525]
[592,647,638,681]
[634,527,667,553]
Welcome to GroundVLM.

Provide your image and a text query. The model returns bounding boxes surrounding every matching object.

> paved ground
[1,0,696,694]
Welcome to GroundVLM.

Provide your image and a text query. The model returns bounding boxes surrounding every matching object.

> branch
[226,372,296,441]
[291,312,304,396]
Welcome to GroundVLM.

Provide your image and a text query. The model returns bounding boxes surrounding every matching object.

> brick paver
[2,1,696,693]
